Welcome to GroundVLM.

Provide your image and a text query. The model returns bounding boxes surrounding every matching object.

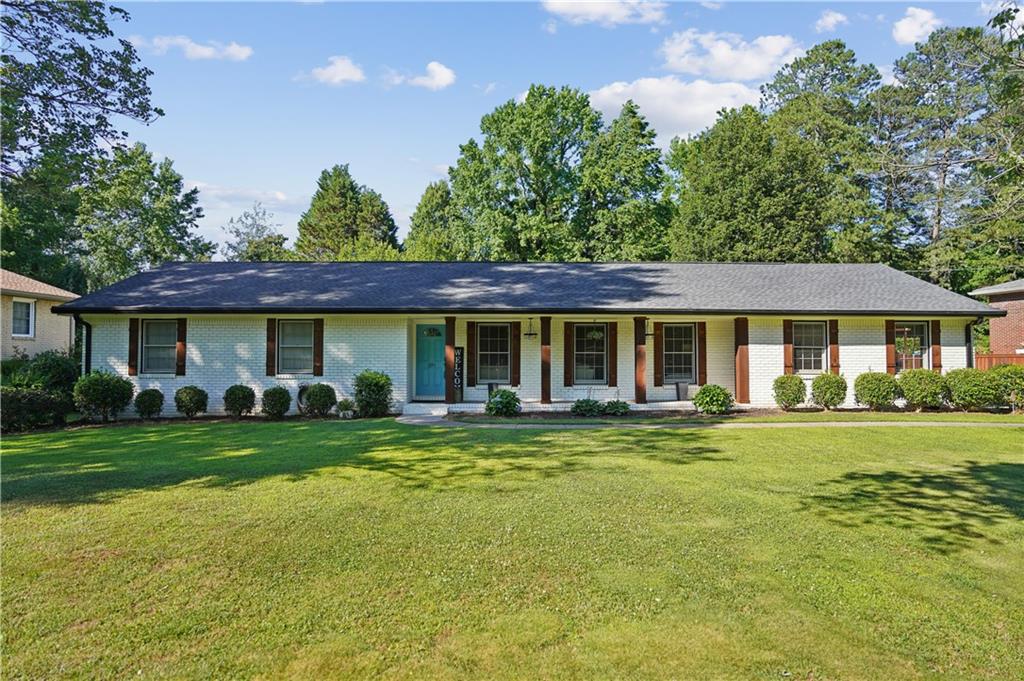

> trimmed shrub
[134,388,164,419]
[991,364,1024,413]
[485,388,521,417]
[603,399,630,416]
[571,398,603,417]
[772,375,806,410]
[304,383,337,417]
[693,384,733,415]
[73,371,134,422]
[945,368,1002,411]
[337,398,355,414]
[0,387,66,432]
[261,386,291,419]
[353,370,393,417]
[223,384,256,418]
[20,350,79,393]
[897,369,948,411]
[174,385,208,418]
[854,372,899,411]
[811,373,847,410]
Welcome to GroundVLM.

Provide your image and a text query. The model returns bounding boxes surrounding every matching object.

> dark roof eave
[53,305,1005,317]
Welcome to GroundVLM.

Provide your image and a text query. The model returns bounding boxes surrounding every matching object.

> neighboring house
[970,278,1024,355]
[1,269,78,360]
[54,262,1001,413]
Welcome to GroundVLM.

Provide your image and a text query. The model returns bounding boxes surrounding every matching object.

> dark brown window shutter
[607,321,617,387]
[466,322,477,387]
[564,322,574,386]
[653,322,664,386]
[697,321,707,386]
[828,319,839,374]
[313,318,324,376]
[884,320,896,375]
[931,320,942,372]
[175,318,187,376]
[266,318,277,376]
[510,321,521,386]
[128,318,139,376]
[782,319,794,375]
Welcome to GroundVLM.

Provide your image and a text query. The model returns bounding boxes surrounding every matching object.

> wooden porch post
[734,317,750,404]
[633,317,647,404]
[444,316,456,404]
[540,316,552,404]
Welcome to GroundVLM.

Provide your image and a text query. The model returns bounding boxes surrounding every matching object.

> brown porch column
[540,316,552,404]
[633,317,647,404]
[444,316,456,403]
[734,317,750,404]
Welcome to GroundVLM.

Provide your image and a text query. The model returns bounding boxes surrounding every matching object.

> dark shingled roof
[54,261,1001,316]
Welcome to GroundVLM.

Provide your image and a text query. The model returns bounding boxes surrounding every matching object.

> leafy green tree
[221,202,290,261]
[665,106,832,262]
[76,143,214,289]
[1,0,160,178]
[294,164,398,260]
[760,40,880,111]
[404,180,457,260]
[339,233,402,261]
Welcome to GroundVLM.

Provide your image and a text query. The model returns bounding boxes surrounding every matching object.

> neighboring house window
[895,321,929,372]
[142,320,178,373]
[11,299,34,337]
[664,323,696,383]
[278,320,314,374]
[477,323,510,383]
[574,323,607,384]
[793,321,827,374]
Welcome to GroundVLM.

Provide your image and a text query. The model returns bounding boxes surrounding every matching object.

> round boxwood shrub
[991,364,1024,413]
[945,368,1002,411]
[897,369,948,411]
[854,372,899,411]
[485,388,521,417]
[134,388,164,419]
[603,399,630,416]
[571,398,603,417]
[693,384,733,415]
[73,371,134,422]
[353,370,393,417]
[772,374,806,410]
[811,373,847,410]
[261,386,291,419]
[174,385,208,418]
[0,387,67,432]
[223,384,256,418]
[303,383,337,418]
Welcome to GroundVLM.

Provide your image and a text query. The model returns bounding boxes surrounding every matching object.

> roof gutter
[74,314,92,374]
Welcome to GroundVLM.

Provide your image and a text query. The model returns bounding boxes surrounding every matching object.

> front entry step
[401,402,451,416]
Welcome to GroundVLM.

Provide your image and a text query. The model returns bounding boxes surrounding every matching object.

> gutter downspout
[75,314,92,374]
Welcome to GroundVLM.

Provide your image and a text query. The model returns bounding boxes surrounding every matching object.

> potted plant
[337,398,356,419]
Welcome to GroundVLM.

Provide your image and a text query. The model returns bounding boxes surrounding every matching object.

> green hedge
[854,372,899,411]
[897,369,948,410]
[991,364,1024,412]
[811,373,847,410]
[946,368,1002,411]
[354,370,392,417]
[0,387,68,432]
[772,375,806,410]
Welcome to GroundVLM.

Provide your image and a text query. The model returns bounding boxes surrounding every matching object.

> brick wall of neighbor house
[85,314,408,416]
[985,292,1024,354]
[2,295,74,359]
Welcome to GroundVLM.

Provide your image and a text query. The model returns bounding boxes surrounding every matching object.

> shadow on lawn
[0,420,724,507]
[804,461,1024,554]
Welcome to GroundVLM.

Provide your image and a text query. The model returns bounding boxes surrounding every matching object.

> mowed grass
[2,420,1023,679]
[454,410,1024,425]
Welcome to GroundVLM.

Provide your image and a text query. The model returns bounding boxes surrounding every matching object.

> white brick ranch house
[54,262,1002,415]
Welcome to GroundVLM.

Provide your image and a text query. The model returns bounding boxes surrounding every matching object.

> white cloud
[700,2,723,9]
[542,19,559,34]
[386,61,456,90]
[980,1,1024,30]
[304,55,366,85]
[131,35,253,61]
[892,7,943,45]
[660,29,803,81]
[589,75,759,145]
[542,1,667,27]
[188,181,305,211]
[815,10,849,33]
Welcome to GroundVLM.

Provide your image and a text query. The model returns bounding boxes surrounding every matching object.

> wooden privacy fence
[975,353,1024,370]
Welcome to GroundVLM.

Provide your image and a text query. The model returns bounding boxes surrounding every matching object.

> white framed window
[664,323,696,383]
[574,323,607,384]
[895,321,929,372]
[278,320,314,374]
[142,320,178,374]
[477,323,510,383]
[11,299,35,337]
[793,321,827,374]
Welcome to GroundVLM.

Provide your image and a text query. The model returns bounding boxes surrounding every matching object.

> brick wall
[986,293,1024,354]
[2,295,74,359]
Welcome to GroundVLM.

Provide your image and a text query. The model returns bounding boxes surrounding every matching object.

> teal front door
[415,324,446,399]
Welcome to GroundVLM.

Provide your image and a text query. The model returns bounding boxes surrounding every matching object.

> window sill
[11,334,35,339]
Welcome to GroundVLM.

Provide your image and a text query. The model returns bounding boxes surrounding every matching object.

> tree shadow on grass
[0,421,724,507]
[802,462,1024,554]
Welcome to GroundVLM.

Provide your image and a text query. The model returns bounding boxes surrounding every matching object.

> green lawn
[3,420,1022,679]
[453,410,1024,425]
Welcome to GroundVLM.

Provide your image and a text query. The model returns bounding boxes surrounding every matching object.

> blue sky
[116,1,1005,250]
